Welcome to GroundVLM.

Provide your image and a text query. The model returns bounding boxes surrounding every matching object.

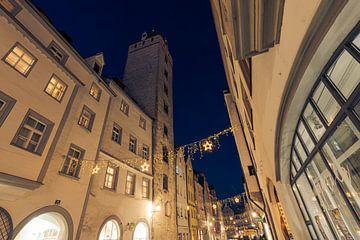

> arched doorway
[98,219,121,240]
[14,212,69,240]
[133,222,149,240]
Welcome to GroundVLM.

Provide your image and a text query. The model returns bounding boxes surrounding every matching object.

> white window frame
[47,41,68,64]
[120,100,129,116]
[60,144,84,178]
[142,144,149,160]
[3,43,37,76]
[142,178,150,199]
[44,75,67,102]
[129,135,137,153]
[125,172,136,195]
[104,164,118,190]
[78,105,95,131]
[111,123,122,144]
[139,116,146,130]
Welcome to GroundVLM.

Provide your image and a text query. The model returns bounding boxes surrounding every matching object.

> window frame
[142,177,150,199]
[11,109,54,155]
[129,135,137,153]
[0,0,22,15]
[47,41,69,64]
[120,100,129,116]
[3,43,37,77]
[78,105,95,131]
[103,163,118,191]
[125,171,136,196]
[111,122,122,144]
[139,116,146,130]
[59,144,85,179]
[0,90,16,127]
[44,74,68,102]
[163,174,169,192]
[89,82,102,101]
[142,144,150,160]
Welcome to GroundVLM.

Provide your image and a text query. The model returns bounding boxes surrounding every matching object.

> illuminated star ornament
[141,162,150,172]
[92,165,100,174]
[203,140,213,152]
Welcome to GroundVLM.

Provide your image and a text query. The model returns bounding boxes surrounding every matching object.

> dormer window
[93,62,101,75]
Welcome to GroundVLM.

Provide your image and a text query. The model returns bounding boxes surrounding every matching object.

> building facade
[176,148,190,240]
[122,31,177,240]
[0,1,171,240]
[194,173,207,240]
[211,0,360,239]
[186,157,198,240]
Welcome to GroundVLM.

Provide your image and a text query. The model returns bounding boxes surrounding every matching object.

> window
[164,84,169,96]
[163,124,168,137]
[164,69,168,79]
[12,109,53,154]
[112,123,122,144]
[248,165,256,176]
[60,145,84,178]
[44,75,67,101]
[120,100,129,116]
[142,144,149,160]
[125,172,136,195]
[93,62,101,75]
[4,44,36,76]
[129,135,137,153]
[163,146,169,163]
[291,26,360,239]
[139,117,146,130]
[48,41,68,63]
[163,101,169,115]
[89,83,101,101]
[163,174,168,191]
[0,0,21,15]
[104,164,118,190]
[0,90,16,127]
[165,202,171,217]
[0,207,12,240]
[133,222,149,240]
[99,219,120,240]
[142,178,150,198]
[78,106,95,131]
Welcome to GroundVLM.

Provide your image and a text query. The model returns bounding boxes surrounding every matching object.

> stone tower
[122,31,176,240]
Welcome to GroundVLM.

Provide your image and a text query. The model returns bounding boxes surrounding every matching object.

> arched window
[133,222,149,240]
[0,207,13,240]
[14,212,68,240]
[165,201,171,217]
[99,219,120,240]
[290,25,360,239]
[163,174,168,191]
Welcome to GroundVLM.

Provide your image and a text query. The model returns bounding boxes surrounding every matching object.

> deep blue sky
[35,0,244,198]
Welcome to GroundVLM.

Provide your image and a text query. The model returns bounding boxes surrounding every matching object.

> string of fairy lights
[78,126,237,175]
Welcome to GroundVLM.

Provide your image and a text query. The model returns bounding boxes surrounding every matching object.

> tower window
[164,84,169,96]
[164,124,168,137]
[164,101,169,115]
[164,69,168,79]
[163,146,169,163]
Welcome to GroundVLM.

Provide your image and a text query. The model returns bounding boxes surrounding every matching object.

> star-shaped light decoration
[203,140,213,152]
[141,162,150,172]
[92,165,100,175]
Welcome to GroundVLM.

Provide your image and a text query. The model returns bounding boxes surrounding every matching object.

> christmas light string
[73,125,237,175]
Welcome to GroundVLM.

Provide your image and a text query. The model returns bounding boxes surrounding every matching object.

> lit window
[89,83,101,101]
[129,135,137,153]
[45,75,67,101]
[142,178,150,199]
[4,44,36,76]
[120,100,129,115]
[48,41,68,63]
[13,110,53,154]
[142,144,149,160]
[99,220,120,240]
[133,222,149,240]
[111,123,122,144]
[104,165,118,190]
[60,145,84,178]
[0,0,21,15]
[78,106,95,130]
[125,172,136,195]
[139,117,146,130]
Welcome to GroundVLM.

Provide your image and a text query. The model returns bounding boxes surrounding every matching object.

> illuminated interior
[133,222,149,240]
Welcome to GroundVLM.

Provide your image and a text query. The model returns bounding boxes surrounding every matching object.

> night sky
[35,0,244,199]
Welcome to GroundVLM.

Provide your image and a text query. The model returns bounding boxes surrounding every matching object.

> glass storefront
[290,24,360,240]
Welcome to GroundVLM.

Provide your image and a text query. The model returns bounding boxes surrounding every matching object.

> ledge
[0,172,42,190]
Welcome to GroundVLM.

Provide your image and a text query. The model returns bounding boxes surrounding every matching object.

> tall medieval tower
[122,31,176,240]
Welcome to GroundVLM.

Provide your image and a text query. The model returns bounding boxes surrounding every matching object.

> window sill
[10,143,42,156]
[58,171,80,180]
[78,124,92,132]
[102,186,117,192]
[125,193,135,198]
